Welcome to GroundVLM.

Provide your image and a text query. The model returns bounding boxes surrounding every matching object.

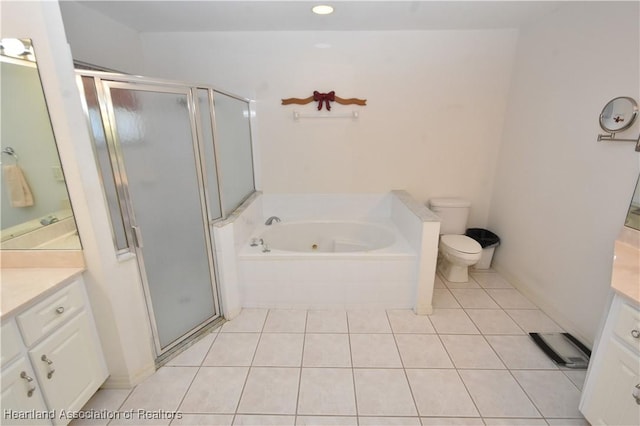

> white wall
[488,2,640,345]
[139,30,518,227]
[58,0,145,73]
[1,1,156,387]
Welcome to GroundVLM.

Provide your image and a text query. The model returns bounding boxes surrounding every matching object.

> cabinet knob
[634,383,640,405]
[55,306,65,314]
[19,371,36,397]
[631,329,640,339]
[41,355,55,379]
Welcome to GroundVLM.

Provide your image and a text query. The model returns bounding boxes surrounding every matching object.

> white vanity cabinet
[0,276,108,426]
[580,294,640,425]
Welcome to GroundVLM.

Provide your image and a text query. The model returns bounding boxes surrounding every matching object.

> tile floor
[72,270,590,426]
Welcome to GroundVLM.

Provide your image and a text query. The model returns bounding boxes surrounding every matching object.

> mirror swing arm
[597,96,640,151]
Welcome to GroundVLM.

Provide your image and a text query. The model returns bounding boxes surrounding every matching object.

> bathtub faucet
[265,216,281,225]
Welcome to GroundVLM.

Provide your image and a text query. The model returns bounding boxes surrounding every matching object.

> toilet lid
[441,235,482,254]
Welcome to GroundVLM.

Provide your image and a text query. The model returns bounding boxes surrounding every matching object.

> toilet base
[438,257,470,282]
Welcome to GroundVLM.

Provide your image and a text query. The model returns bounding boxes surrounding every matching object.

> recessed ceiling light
[312,5,334,15]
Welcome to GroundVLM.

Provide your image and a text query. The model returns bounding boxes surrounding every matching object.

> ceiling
[72,1,563,32]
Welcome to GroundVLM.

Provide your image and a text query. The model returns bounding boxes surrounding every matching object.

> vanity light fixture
[0,38,27,56]
[312,4,334,15]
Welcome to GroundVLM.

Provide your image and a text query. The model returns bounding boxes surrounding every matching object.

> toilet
[428,198,482,282]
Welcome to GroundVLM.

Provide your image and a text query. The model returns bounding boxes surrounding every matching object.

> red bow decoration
[281,92,366,110]
[313,91,335,111]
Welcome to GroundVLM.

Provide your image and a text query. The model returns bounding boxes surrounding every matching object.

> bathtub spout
[265,216,281,225]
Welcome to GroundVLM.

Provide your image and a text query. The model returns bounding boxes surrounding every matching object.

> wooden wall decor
[282,91,367,111]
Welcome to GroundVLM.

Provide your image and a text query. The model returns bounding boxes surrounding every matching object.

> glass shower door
[103,82,219,352]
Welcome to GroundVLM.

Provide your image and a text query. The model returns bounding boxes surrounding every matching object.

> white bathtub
[256,220,398,253]
[214,191,440,314]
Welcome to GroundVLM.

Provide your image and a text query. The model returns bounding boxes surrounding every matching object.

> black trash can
[465,228,500,269]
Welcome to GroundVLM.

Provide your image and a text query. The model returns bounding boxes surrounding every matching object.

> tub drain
[311,244,318,250]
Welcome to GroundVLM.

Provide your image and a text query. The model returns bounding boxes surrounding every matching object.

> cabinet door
[1,357,51,425]
[582,338,640,425]
[29,310,107,425]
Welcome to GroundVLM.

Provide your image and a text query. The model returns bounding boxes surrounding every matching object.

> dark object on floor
[529,332,591,369]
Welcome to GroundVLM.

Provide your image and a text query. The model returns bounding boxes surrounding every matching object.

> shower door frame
[79,71,230,357]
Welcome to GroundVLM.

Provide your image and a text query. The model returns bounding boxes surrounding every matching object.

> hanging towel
[3,164,34,207]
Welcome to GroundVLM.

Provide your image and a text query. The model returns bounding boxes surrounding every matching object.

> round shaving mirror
[599,96,638,133]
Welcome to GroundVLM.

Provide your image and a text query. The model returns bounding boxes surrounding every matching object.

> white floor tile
[234,415,295,425]
[253,333,304,367]
[179,367,249,413]
[440,335,505,369]
[306,310,348,333]
[166,332,217,366]
[347,310,392,333]
[433,274,447,288]
[450,289,500,309]
[470,272,513,288]
[386,309,435,333]
[485,289,537,309]
[395,334,453,368]
[545,419,590,425]
[70,389,132,426]
[512,370,583,418]
[562,369,587,391]
[350,334,403,368]
[458,369,541,418]
[420,418,484,425]
[485,335,558,369]
[109,414,171,425]
[432,289,462,308]
[295,416,358,425]
[202,333,260,366]
[353,369,418,416]
[303,334,352,367]
[237,367,300,415]
[221,309,268,333]
[429,309,480,334]
[359,417,421,425]
[264,309,307,333]
[171,414,233,425]
[465,309,525,335]
[506,310,564,333]
[483,419,547,425]
[406,369,478,417]
[120,366,198,412]
[442,278,481,289]
[297,368,356,415]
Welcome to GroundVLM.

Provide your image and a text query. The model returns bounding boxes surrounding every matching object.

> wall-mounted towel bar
[293,110,359,120]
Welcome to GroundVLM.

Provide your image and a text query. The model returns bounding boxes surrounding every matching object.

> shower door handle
[132,226,144,248]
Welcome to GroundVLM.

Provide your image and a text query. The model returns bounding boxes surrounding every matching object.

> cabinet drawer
[614,301,640,353]
[1,320,22,365]
[17,280,85,346]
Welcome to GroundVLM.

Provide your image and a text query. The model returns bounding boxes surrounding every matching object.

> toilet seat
[440,234,482,255]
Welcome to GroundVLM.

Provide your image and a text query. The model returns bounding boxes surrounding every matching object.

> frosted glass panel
[109,86,216,349]
[213,92,254,216]
[81,77,128,251]
[197,89,222,221]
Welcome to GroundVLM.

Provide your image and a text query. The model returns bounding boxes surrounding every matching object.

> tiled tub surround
[215,191,440,317]
[72,270,588,426]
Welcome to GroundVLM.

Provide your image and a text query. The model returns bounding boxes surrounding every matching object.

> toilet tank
[428,198,471,235]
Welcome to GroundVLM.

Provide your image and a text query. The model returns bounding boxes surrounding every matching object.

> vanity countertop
[611,228,640,305]
[0,267,84,320]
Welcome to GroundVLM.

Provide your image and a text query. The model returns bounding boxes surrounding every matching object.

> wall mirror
[624,175,640,231]
[0,38,81,250]
[599,96,638,133]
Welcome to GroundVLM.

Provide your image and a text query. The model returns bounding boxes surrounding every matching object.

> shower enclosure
[77,71,255,357]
